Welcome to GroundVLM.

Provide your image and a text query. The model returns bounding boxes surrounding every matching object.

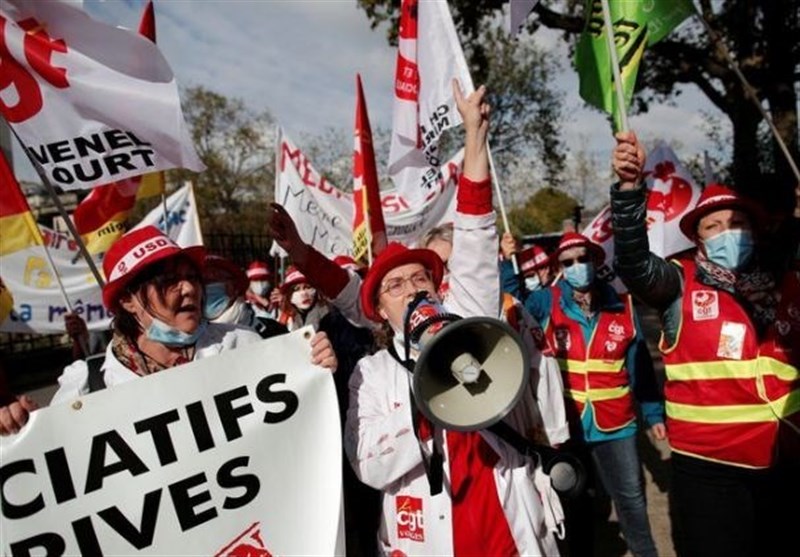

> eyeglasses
[380,269,433,298]
[155,271,202,291]
[559,254,590,268]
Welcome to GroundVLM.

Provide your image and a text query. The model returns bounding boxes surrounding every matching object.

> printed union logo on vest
[692,290,719,321]
[396,495,424,542]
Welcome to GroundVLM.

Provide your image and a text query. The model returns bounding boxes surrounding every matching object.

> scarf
[110,330,194,376]
[694,251,778,334]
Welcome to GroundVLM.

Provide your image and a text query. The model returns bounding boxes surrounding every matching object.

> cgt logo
[0,16,69,123]
[215,522,272,557]
[396,495,424,542]
[644,161,694,223]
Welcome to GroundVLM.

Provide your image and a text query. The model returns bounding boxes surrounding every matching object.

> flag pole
[487,146,521,276]
[161,190,170,233]
[600,0,629,133]
[7,127,105,288]
[694,10,800,183]
[364,187,374,266]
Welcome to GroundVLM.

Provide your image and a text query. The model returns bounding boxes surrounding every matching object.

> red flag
[73,178,140,254]
[352,74,387,263]
[139,0,157,42]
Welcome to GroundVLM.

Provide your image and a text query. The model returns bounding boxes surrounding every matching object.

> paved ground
[593,303,675,557]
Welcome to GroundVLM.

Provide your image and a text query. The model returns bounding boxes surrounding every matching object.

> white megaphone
[404,295,530,432]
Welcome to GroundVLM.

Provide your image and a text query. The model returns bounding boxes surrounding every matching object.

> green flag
[575,0,694,129]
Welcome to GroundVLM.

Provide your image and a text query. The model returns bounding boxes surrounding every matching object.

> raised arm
[610,131,682,312]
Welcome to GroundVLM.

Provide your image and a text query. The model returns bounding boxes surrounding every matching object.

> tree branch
[533,3,584,34]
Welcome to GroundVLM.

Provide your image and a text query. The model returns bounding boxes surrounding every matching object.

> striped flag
[72,177,139,255]
[0,150,44,256]
[352,74,387,263]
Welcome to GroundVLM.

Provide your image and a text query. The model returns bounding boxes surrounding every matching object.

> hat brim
[360,248,444,322]
[551,243,605,266]
[679,198,765,239]
[102,245,206,309]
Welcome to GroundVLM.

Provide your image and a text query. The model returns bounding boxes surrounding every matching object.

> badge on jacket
[692,290,719,321]
[717,321,746,360]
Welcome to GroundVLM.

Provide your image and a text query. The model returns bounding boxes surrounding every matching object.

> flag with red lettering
[388,0,473,207]
[0,150,44,256]
[72,177,139,255]
[0,0,203,191]
[582,142,700,291]
[352,74,387,264]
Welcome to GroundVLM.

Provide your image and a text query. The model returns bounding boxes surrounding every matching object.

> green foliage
[357,0,800,206]
[172,86,276,235]
[507,187,578,235]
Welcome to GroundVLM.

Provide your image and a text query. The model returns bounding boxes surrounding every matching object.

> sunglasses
[559,254,591,268]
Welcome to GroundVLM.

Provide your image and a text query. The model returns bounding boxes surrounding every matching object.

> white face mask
[524,275,541,292]
[291,288,316,310]
[250,281,270,296]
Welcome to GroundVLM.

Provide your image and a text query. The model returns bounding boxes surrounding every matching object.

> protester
[277,266,331,331]
[611,131,800,557]
[509,231,665,557]
[0,227,337,426]
[501,232,553,295]
[343,81,562,556]
[203,254,287,339]
[245,260,279,320]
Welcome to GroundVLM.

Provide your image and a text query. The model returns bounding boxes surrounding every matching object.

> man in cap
[509,229,665,557]
[612,131,800,557]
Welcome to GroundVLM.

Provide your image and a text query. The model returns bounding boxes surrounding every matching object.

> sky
[10,0,726,208]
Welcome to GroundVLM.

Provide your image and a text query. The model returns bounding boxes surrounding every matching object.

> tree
[358,0,800,208]
[174,86,276,235]
[507,187,579,235]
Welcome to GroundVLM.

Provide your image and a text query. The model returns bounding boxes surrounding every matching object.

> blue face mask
[204,282,231,320]
[524,275,541,292]
[702,229,754,270]
[145,317,207,347]
[564,262,595,290]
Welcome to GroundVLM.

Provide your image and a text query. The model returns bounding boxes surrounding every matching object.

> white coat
[344,211,564,556]
[51,323,262,404]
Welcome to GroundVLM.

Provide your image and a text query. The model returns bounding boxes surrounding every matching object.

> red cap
[281,266,308,293]
[204,255,248,297]
[518,245,549,274]
[102,226,205,309]
[246,261,271,280]
[359,242,444,322]
[333,254,363,274]
[552,232,605,265]
[679,183,763,239]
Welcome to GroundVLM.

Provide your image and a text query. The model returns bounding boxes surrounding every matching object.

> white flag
[509,0,539,37]
[273,129,462,258]
[583,142,701,291]
[388,0,473,207]
[134,182,204,248]
[0,0,203,190]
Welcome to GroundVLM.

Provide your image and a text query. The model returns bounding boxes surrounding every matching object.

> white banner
[274,130,461,259]
[0,0,203,190]
[582,142,701,290]
[388,0,473,206]
[134,182,203,248]
[0,185,204,334]
[0,327,344,556]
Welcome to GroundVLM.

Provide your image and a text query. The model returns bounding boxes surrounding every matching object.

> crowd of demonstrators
[0,226,337,427]
[612,131,800,557]
[203,254,288,339]
[505,230,665,557]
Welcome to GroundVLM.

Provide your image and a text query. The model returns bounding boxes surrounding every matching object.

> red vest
[544,285,637,432]
[661,257,800,468]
